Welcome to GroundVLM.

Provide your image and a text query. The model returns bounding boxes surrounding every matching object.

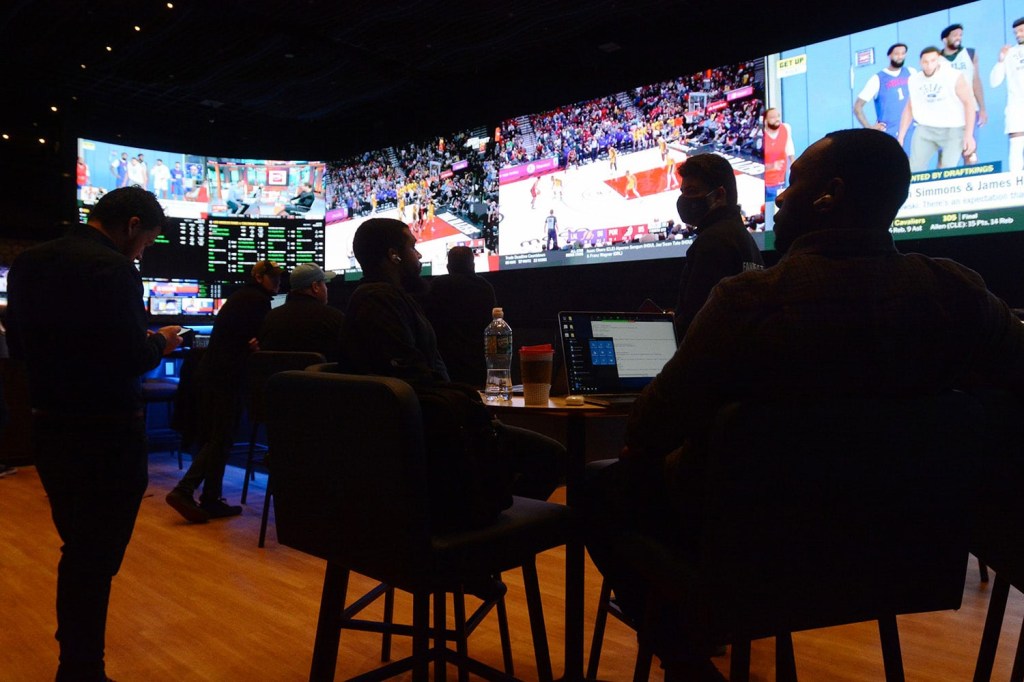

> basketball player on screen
[990,18,1024,171]
[625,170,641,199]
[897,47,976,171]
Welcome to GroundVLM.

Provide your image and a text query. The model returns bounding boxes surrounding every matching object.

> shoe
[166,488,210,523]
[0,464,18,478]
[199,497,243,519]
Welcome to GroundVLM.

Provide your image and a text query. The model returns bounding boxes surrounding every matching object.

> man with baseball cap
[167,260,282,522]
[258,263,344,361]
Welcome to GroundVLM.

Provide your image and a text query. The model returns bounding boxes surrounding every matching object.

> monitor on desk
[558,311,678,396]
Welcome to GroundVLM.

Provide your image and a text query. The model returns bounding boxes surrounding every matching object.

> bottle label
[485,335,512,355]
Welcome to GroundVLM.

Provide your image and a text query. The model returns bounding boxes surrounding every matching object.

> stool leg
[453,591,469,682]
[730,641,751,682]
[310,562,348,682]
[776,632,797,682]
[242,422,259,504]
[587,579,613,681]
[522,559,554,682]
[975,574,1011,682]
[878,615,905,682]
[381,585,395,662]
[496,592,514,675]
[434,591,448,682]
[258,473,273,548]
[1010,615,1024,682]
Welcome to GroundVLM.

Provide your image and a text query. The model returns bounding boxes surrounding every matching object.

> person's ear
[812,179,845,212]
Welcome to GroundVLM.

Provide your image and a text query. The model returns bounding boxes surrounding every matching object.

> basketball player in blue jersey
[854,43,917,140]
[942,24,988,132]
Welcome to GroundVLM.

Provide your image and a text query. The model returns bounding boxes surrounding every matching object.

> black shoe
[200,497,243,518]
[166,488,209,523]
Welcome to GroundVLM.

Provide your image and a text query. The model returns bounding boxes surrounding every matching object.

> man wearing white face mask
[671,153,763,339]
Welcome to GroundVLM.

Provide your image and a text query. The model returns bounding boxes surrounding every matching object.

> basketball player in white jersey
[897,46,976,171]
[941,23,987,129]
[990,18,1024,171]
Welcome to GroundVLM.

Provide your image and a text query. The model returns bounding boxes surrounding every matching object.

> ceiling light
[38,138,46,144]
[80,63,87,69]
[2,134,9,140]
[105,46,112,52]
[50,106,58,112]
[167,2,174,7]
[134,25,141,31]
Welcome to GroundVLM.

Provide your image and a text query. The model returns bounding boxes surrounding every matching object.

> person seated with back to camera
[338,217,565,507]
[419,245,497,387]
[258,262,344,362]
[585,129,1024,682]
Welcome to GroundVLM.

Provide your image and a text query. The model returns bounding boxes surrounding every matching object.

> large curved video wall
[76,0,1024,297]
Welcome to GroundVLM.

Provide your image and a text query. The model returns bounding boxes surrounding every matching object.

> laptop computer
[557,311,679,405]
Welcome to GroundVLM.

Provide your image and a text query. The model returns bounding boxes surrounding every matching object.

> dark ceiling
[0,0,963,236]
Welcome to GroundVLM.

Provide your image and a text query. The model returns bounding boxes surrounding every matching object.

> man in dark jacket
[166,260,281,522]
[672,153,763,339]
[420,246,496,387]
[7,186,182,681]
[259,262,344,361]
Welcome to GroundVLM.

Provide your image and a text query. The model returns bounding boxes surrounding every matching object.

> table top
[480,394,633,415]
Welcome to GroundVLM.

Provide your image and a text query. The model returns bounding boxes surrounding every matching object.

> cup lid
[519,344,554,355]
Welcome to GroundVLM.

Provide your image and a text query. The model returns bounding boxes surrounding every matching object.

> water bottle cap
[492,307,503,318]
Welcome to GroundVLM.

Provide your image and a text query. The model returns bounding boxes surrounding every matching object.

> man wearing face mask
[671,153,763,339]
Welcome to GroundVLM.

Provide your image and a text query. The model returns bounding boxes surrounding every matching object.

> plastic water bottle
[484,307,513,402]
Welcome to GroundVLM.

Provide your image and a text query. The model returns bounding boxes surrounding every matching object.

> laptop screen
[558,311,679,395]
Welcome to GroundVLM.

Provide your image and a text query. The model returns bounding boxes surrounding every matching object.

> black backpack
[414,382,515,531]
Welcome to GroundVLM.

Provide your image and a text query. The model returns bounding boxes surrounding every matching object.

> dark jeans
[494,421,566,501]
[177,380,243,502]
[33,413,148,681]
[583,457,711,665]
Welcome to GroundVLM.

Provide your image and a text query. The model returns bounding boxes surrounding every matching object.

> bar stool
[142,377,182,468]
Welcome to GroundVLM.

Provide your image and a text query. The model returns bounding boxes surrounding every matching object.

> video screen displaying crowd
[324,130,498,228]
[497,60,764,168]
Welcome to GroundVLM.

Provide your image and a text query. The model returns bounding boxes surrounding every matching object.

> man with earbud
[340,218,565,502]
[585,129,1024,682]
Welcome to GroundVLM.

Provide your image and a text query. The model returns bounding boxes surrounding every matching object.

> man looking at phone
[7,186,182,681]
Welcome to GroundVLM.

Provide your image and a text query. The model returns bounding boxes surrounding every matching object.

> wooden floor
[2,451,1023,681]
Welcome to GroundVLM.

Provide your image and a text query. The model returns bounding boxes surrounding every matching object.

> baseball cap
[252,260,283,279]
[289,263,335,290]
[940,23,962,40]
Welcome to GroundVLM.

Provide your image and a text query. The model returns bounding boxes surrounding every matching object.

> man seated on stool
[340,218,565,504]
[259,262,344,361]
[282,183,315,216]
[585,129,1024,682]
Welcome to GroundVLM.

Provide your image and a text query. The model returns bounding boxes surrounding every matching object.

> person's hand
[248,337,261,352]
[978,109,988,127]
[1000,45,1011,62]
[156,326,183,355]
[963,135,977,157]
[873,123,887,132]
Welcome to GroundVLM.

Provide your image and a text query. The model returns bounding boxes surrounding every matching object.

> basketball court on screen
[497,145,764,256]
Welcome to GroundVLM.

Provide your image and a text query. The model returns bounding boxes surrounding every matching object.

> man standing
[672,153,763,339]
[258,263,344,361]
[420,246,497,387]
[7,186,182,681]
[586,129,1024,682]
[544,209,559,251]
[150,159,171,199]
[854,43,917,139]
[170,161,185,200]
[166,260,282,522]
[941,23,987,130]
[898,47,977,171]
[763,107,794,204]
[990,18,1024,171]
